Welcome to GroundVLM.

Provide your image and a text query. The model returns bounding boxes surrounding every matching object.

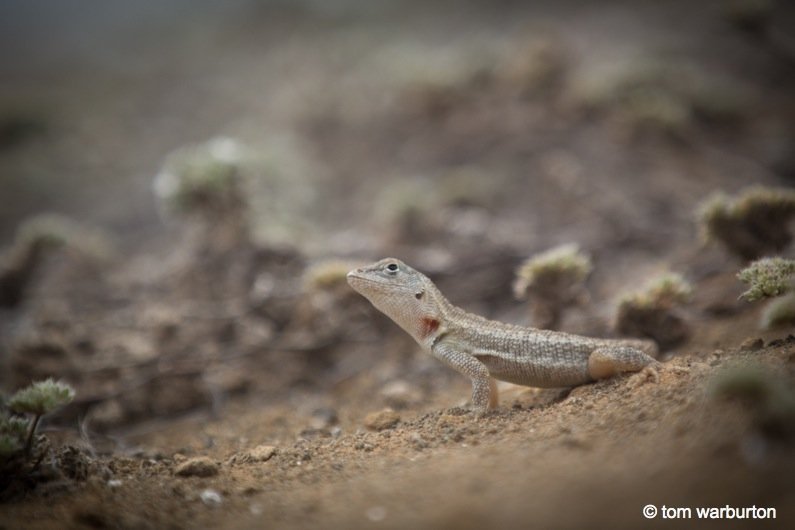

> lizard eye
[385,262,399,273]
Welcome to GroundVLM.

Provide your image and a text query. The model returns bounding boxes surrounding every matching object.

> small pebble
[228,445,277,465]
[380,380,422,408]
[200,489,222,507]
[248,445,277,462]
[363,409,400,431]
[107,479,123,488]
[174,457,219,478]
[739,337,764,352]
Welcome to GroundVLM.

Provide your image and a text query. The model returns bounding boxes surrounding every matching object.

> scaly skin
[347,258,661,412]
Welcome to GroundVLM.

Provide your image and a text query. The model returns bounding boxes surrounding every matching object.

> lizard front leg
[432,339,497,412]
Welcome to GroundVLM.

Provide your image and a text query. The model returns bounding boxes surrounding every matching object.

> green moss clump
[513,244,592,329]
[615,273,692,350]
[697,187,795,261]
[737,257,795,301]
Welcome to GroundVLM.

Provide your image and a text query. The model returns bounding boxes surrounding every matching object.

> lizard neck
[408,279,455,349]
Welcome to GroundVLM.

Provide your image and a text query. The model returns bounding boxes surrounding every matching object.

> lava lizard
[347,257,664,412]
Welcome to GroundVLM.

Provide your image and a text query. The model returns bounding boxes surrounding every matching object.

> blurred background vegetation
[1,0,792,244]
[0,0,793,442]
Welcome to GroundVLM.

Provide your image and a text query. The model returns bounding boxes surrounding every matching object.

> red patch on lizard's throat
[419,317,440,338]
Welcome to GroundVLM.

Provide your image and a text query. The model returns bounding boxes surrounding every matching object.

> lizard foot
[472,407,498,419]
[627,364,660,388]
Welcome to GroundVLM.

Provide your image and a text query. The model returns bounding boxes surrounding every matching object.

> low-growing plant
[614,272,692,350]
[374,179,440,243]
[575,58,748,138]
[738,257,795,329]
[153,137,245,218]
[737,257,795,301]
[709,363,795,439]
[760,293,795,329]
[697,186,795,261]
[513,244,592,329]
[0,414,28,458]
[15,213,114,260]
[0,213,114,307]
[152,137,256,258]
[154,136,320,251]
[1,379,75,477]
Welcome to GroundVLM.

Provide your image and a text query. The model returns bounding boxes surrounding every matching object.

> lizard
[347,257,665,413]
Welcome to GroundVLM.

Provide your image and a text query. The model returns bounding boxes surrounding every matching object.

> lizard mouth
[346,270,373,284]
[346,271,389,290]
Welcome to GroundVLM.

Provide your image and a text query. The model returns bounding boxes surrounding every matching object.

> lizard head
[347,258,443,345]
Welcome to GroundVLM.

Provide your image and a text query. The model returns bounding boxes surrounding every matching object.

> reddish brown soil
[1,1,794,529]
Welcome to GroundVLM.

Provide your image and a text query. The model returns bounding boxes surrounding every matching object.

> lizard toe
[627,364,660,388]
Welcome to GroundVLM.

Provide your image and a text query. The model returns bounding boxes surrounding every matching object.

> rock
[380,380,422,409]
[739,337,764,352]
[174,457,219,477]
[248,445,277,462]
[364,408,400,431]
[200,489,222,507]
[228,445,277,465]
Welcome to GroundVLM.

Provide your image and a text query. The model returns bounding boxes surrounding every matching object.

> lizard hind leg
[488,377,499,409]
[587,346,660,384]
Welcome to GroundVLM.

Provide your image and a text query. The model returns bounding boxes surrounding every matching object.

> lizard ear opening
[415,290,424,300]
